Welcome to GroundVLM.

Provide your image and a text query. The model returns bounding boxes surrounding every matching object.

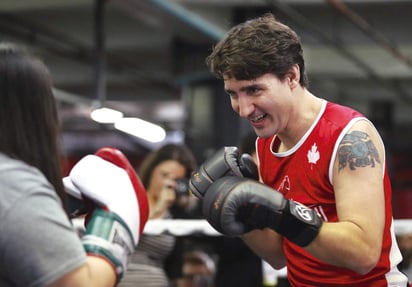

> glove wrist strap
[273,200,322,247]
[82,208,135,280]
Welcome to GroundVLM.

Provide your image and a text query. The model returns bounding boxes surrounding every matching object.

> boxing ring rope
[72,217,412,284]
[72,218,412,236]
[143,219,221,236]
[394,219,412,235]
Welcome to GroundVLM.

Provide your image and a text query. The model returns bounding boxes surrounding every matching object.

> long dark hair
[0,43,68,214]
[138,144,197,189]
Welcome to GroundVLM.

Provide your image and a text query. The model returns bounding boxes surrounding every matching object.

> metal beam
[326,0,412,71]
[178,0,410,4]
[0,0,92,11]
[145,0,227,41]
[265,0,412,104]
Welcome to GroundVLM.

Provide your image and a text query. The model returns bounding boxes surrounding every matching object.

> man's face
[224,73,294,139]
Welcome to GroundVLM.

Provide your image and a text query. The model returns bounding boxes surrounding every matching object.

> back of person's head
[180,250,216,287]
[138,143,197,189]
[206,13,308,87]
[0,42,66,212]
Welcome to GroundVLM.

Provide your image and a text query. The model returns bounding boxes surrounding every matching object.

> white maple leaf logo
[307,143,320,164]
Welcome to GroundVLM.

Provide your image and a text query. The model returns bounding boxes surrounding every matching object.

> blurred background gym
[1,0,411,216]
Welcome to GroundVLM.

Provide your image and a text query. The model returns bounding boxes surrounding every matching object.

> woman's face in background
[147,159,187,201]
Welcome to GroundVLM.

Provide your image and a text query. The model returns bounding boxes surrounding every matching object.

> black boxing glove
[189,146,258,199]
[202,176,322,247]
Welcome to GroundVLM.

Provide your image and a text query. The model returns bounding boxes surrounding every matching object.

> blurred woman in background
[119,143,197,287]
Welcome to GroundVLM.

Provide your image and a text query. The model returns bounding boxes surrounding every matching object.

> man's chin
[253,127,273,139]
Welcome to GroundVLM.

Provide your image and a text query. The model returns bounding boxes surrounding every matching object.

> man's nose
[237,96,254,118]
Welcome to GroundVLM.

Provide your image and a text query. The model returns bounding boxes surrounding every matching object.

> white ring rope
[72,218,412,237]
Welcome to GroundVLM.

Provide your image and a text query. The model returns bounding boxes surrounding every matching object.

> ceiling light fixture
[91,107,124,123]
[114,117,166,143]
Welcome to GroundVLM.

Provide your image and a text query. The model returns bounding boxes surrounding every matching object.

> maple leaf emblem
[307,143,320,164]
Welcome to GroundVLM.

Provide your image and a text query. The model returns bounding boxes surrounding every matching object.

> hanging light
[91,107,124,123]
[114,117,166,143]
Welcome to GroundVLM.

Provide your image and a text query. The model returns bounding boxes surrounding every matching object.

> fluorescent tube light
[91,107,123,123]
[114,117,166,143]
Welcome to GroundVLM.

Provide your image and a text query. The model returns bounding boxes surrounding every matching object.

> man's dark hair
[206,13,308,87]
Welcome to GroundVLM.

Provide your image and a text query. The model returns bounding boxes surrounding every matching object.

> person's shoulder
[0,152,54,208]
[323,101,365,126]
[0,152,45,183]
[326,101,364,117]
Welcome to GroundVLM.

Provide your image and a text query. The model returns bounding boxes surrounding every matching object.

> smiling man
[189,13,408,287]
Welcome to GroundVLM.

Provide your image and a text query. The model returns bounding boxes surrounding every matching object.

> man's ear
[287,64,300,89]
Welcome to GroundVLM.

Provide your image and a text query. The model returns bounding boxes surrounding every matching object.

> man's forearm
[241,229,286,270]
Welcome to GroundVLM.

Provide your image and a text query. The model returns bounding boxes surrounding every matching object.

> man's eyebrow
[225,84,260,94]
[242,83,260,90]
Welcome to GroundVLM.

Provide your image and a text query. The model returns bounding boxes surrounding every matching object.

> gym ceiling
[1,0,412,154]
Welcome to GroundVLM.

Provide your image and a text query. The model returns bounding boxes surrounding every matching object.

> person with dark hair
[176,250,216,287]
[119,143,198,287]
[0,42,149,286]
[138,143,198,219]
[189,13,408,286]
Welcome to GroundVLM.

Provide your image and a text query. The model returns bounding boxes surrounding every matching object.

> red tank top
[256,101,406,286]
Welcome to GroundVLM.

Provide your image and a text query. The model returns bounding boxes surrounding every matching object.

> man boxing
[189,13,408,286]
[190,147,322,248]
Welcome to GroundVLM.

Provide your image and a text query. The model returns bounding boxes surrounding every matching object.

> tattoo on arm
[338,130,381,171]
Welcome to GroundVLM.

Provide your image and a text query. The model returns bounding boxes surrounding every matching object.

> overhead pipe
[0,12,174,93]
[94,0,107,108]
[0,13,94,64]
[53,88,92,105]
[264,0,379,77]
[326,0,412,70]
[264,0,412,104]
[145,0,226,41]
[91,0,127,124]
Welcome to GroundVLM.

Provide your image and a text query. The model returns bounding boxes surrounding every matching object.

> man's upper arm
[332,119,385,244]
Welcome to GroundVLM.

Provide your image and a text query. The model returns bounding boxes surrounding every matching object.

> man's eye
[248,87,259,94]
[226,91,236,98]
